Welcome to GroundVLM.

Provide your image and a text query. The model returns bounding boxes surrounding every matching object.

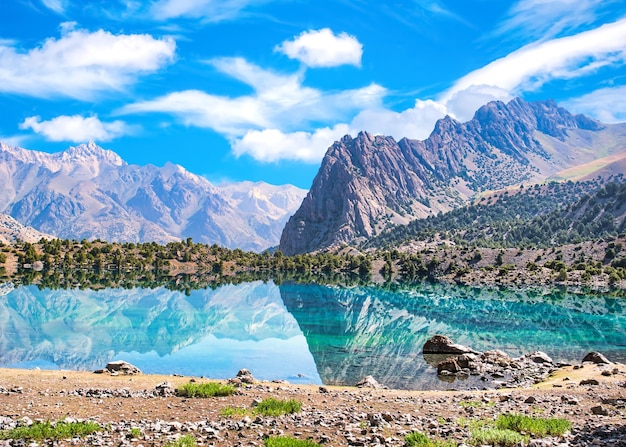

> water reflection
[0,279,624,390]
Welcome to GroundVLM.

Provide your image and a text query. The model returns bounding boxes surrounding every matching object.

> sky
[1,1,626,189]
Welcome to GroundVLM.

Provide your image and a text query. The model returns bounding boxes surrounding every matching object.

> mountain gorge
[280,98,626,255]
[0,142,306,251]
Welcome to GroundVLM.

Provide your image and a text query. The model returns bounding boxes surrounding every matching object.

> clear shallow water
[0,280,624,390]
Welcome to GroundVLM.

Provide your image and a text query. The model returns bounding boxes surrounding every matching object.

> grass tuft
[175,382,236,398]
[165,434,197,447]
[404,431,456,447]
[0,420,101,441]
[495,413,572,437]
[470,427,528,446]
[255,398,303,417]
[220,406,250,417]
[264,436,321,447]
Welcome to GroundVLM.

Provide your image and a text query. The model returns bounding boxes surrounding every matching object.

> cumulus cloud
[441,17,626,118]
[232,124,351,162]
[20,115,132,142]
[0,28,175,100]
[122,57,384,136]
[150,0,266,21]
[563,86,626,123]
[275,28,363,68]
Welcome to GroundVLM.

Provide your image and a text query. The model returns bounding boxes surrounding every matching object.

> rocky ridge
[0,141,306,251]
[280,98,626,255]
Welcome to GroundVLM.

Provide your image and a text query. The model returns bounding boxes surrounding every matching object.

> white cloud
[496,0,618,41]
[122,57,385,136]
[0,28,175,100]
[150,0,265,21]
[232,124,351,162]
[441,17,626,118]
[41,0,66,14]
[563,86,626,123]
[350,100,449,140]
[275,28,363,68]
[20,115,132,142]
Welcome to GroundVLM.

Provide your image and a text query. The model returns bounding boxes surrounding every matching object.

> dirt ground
[0,363,625,446]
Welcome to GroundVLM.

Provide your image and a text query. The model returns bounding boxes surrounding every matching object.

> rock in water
[423,335,478,355]
[582,352,612,364]
[105,360,141,375]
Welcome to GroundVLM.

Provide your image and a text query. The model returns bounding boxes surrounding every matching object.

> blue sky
[1,0,626,189]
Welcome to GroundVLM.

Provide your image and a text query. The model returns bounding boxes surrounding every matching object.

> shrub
[220,406,249,417]
[255,398,302,417]
[0,421,101,441]
[264,436,321,447]
[176,382,236,398]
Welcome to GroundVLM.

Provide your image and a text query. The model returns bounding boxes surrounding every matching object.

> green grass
[129,427,142,438]
[175,382,236,398]
[165,434,197,447]
[495,413,572,437]
[220,406,250,417]
[264,436,321,447]
[254,398,303,417]
[404,431,456,447]
[0,421,101,441]
[470,427,528,446]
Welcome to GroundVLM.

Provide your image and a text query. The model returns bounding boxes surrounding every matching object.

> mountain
[0,213,52,244]
[0,141,306,251]
[280,98,626,255]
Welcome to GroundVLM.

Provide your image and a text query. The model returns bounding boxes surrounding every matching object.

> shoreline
[0,362,625,446]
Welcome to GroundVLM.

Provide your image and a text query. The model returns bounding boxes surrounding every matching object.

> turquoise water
[0,280,624,390]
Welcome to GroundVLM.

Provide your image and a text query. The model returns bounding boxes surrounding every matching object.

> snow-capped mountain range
[0,141,307,251]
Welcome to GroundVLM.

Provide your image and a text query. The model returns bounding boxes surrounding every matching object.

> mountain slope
[280,98,626,255]
[0,213,52,244]
[0,142,306,251]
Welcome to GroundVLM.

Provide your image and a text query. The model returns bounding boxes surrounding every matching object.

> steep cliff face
[280,98,621,255]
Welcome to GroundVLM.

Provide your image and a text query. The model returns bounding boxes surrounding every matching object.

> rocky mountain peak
[279,97,625,255]
[59,142,125,167]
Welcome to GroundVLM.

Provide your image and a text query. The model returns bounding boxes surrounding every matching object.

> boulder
[526,351,553,364]
[229,368,255,385]
[423,335,478,355]
[105,360,141,375]
[582,352,611,364]
[437,358,461,374]
[355,375,383,389]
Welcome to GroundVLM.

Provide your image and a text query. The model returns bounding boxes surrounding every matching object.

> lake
[0,280,624,390]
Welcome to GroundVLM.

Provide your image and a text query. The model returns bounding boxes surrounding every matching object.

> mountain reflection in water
[0,280,624,390]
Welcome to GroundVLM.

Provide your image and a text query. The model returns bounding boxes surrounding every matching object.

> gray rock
[526,351,553,364]
[591,405,609,416]
[105,360,141,375]
[355,376,383,389]
[582,352,612,364]
[423,335,478,355]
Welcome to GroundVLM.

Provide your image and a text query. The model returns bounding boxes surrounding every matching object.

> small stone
[524,396,536,404]
[591,405,609,416]
[580,379,600,386]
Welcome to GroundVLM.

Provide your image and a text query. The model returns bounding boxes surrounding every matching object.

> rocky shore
[0,352,625,447]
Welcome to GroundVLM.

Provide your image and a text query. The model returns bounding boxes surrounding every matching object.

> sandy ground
[0,363,625,446]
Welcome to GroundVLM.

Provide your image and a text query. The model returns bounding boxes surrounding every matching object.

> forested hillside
[366,176,626,249]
